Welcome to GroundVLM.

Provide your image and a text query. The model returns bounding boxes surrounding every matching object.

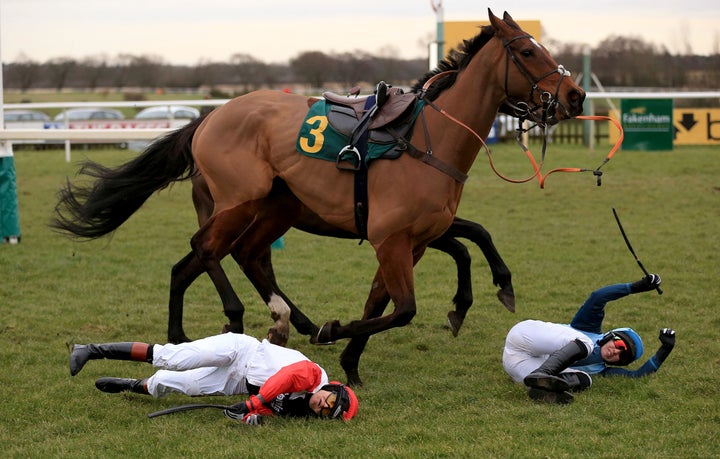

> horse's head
[488,10,585,126]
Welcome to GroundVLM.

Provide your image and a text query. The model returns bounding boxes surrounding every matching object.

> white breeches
[502,320,594,383]
[146,333,258,398]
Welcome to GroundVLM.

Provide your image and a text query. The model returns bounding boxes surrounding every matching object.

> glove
[630,274,661,293]
[658,327,676,348]
[655,328,675,363]
[223,401,249,421]
[244,414,263,426]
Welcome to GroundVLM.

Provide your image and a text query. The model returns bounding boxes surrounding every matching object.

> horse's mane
[411,25,496,101]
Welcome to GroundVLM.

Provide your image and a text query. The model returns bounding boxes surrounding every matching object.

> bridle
[501,34,572,127]
[417,32,623,188]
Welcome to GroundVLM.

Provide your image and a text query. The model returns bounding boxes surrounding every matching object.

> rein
[504,115,624,188]
[416,42,625,188]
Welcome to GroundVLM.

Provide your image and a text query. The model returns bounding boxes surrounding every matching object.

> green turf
[1,140,718,458]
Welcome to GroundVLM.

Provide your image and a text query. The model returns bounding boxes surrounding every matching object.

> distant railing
[0,99,229,161]
[2,92,719,160]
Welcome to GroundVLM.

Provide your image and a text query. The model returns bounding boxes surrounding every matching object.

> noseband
[501,34,572,126]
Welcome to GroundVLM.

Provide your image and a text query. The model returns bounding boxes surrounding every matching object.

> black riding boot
[559,370,592,392]
[523,339,589,393]
[95,377,149,395]
[70,342,154,376]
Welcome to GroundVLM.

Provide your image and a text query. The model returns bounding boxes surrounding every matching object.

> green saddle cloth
[296,98,424,166]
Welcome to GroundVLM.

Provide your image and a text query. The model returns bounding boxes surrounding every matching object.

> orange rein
[420,71,624,188]
[492,115,624,188]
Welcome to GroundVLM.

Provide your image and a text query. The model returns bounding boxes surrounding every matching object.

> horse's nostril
[572,90,586,106]
[566,90,586,115]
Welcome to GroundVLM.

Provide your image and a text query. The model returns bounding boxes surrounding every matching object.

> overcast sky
[1,0,717,65]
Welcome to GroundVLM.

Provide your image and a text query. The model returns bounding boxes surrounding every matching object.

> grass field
[1,140,718,458]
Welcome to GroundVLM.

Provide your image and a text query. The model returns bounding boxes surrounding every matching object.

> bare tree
[80,55,109,91]
[6,53,40,92]
[593,35,664,86]
[290,51,337,89]
[126,54,164,88]
[332,51,375,88]
[47,57,77,92]
[187,59,217,89]
[230,53,269,92]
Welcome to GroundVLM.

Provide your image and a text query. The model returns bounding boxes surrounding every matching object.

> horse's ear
[487,8,501,28]
[502,11,521,30]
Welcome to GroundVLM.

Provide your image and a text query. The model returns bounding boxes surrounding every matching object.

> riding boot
[523,339,588,393]
[95,377,149,395]
[70,342,154,376]
[559,370,592,392]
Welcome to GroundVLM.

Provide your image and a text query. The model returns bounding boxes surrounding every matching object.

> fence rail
[2,92,719,160]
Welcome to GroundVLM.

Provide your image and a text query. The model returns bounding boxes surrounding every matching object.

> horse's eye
[520,49,533,58]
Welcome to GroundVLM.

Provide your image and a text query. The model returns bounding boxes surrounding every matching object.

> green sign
[621,99,674,150]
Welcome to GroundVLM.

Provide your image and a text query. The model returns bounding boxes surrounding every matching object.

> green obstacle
[0,152,21,244]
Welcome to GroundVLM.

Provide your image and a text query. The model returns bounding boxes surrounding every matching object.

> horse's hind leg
[167,250,208,343]
[190,207,260,336]
[427,235,473,337]
[233,245,321,346]
[444,217,515,312]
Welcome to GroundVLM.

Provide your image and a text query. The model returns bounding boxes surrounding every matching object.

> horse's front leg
[337,270,392,386]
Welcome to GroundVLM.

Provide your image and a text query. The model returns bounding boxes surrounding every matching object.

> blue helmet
[601,327,644,366]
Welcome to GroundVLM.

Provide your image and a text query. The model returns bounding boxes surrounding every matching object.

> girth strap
[352,96,375,242]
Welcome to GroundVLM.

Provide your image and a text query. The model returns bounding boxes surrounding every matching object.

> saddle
[323,83,419,134]
[296,82,425,242]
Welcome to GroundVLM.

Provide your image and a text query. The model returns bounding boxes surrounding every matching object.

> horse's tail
[51,114,207,240]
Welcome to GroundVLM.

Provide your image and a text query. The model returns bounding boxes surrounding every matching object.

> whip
[612,207,663,295]
[147,403,234,418]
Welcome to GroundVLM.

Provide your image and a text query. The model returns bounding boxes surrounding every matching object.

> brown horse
[53,10,584,386]
[191,172,515,347]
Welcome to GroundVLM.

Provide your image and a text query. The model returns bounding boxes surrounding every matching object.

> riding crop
[612,207,663,295]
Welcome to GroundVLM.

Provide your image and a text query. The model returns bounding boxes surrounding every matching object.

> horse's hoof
[346,371,363,388]
[312,321,336,345]
[267,327,289,347]
[447,311,465,337]
[497,287,516,313]
[222,323,244,334]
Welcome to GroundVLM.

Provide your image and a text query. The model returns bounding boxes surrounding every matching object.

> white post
[430,0,444,67]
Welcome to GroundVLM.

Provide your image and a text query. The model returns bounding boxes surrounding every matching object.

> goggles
[613,336,629,358]
[320,387,349,420]
[320,392,338,418]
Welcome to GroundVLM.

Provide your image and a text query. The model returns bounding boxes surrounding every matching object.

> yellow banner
[673,108,720,145]
[609,108,720,146]
[443,20,542,56]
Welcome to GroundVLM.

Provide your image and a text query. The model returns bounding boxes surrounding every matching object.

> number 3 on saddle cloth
[295,83,425,240]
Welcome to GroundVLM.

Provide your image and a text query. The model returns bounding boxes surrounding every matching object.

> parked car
[134,105,200,120]
[128,105,200,151]
[50,108,127,149]
[53,107,125,122]
[3,110,52,148]
[4,109,51,125]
